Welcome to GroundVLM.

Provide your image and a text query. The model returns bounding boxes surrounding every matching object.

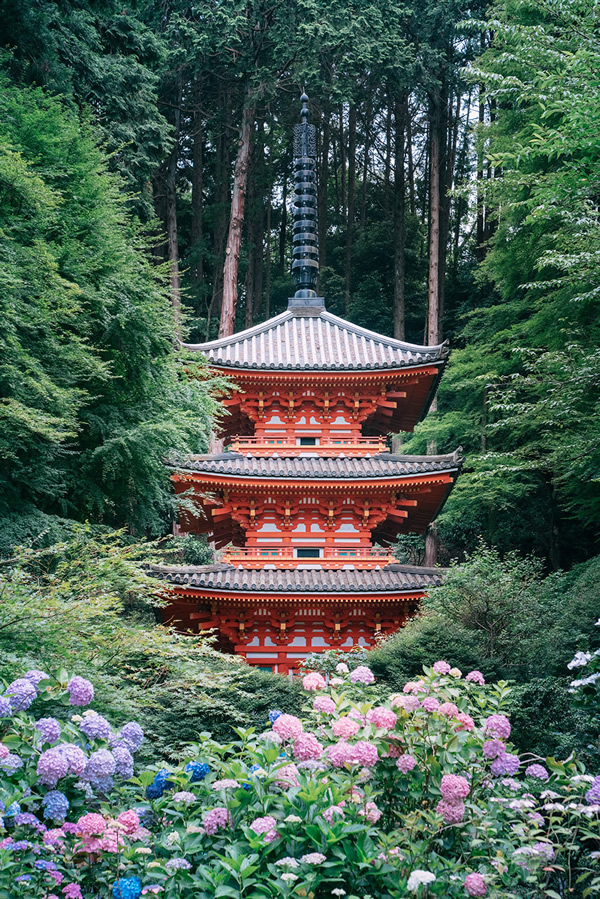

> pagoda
[157,95,462,675]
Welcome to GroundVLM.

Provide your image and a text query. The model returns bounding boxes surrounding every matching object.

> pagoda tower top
[289,92,323,311]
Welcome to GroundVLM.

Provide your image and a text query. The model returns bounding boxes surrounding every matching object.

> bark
[424,521,439,567]
[278,148,288,275]
[344,104,357,314]
[264,188,271,318]
[360,97,372,229]
[245,117,265,327]
[318,105,330,270]
[427,91,441,347]
[165,75,182,334]
[393,98,406,340]
[207,84,232,338]
[220,97,255,338]
[406,98,416,217]
[191,78,204,290]
[384,97,392,213]
[339,104,346,217]
[476,34,486,261]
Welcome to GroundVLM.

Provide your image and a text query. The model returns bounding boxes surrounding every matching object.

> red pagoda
[157,96,462,674]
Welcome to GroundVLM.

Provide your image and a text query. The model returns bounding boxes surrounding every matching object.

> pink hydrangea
[484,714,511,741]
[250,815,278,842]
[272,714,303,741]
[366,707,397,730]
[403,680,425,694]
[438,702,460,718]
[116,810,140,834]
[293,733,323,761]
[203,807,232,835]
[384,740,404,758]
[303,672,326,691]
[391,694,420,712]
[274,763,300,788]
[76,813,106,837]
[313,695,335,714]
[466,671,485,686]
[328,740,354,768]
[482,740,505,759]
[490,753,520,777]
[332,716,360,738]
[432,660,452,675]
[348,708,366,723]
[441,774,470,800]
[396,754,417,774]
[0,745,9,760]
[212,779,240,790]
[359,800,382,823]
[421,697,439,712]
[63,887,83,899]
[330,677,344,686]
[464,872,487,896]
[335,663,349,674]
[353,741,378,768]
[436,798,465,824]
[455,713,475,732]
[43,829,65,845]
[323,804,345,824]
[99,827,125,853]
[349,666,375,685]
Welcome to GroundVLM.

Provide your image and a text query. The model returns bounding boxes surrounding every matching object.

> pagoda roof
[183,308,448,373]
[153,562,443,594]
[172,449,463,482]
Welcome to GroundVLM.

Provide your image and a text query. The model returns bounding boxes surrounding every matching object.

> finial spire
[291,92,321,303]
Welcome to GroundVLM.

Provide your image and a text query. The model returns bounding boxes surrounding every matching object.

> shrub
[1,663,599,897]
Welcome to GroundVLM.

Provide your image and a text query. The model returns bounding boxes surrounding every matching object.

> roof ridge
[319,310,449,356]
[181,309,294,352]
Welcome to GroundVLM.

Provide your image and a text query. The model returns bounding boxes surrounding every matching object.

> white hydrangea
[407,870,436,891]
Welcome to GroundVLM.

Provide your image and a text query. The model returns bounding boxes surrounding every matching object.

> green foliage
[369,543,600,761]
[406,0,600,565]
[0,530,302,762]
[0,72,225,537]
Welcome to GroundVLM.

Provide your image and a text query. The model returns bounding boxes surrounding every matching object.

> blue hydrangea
[268,710,284,725]
[185,761,210,783]
[5,801,21,817]
[146,768,176,799]
[119,722,144,752]
[0,753,23,775]
[113,745,134,779]
[0,697,12,718]
[84,748,116,783]
[42,791,69,821]
[112,876,142,899]
[145,781,164,800]
[5,678,37,711]
[35,859,57,871]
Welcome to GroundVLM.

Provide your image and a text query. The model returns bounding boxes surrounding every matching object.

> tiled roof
[172,449,463,480]
[154,563,443,593]
[183,309,448,372]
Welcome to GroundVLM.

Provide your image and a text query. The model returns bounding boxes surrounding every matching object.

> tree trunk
[264,187,271,318]
[393,98,406,340]
[384,97,392,213]
[339,104,346,218]
[344,105,357,314]
[406,97,416,217]
[220,97,255,338]
[427,91,441,347]
[191,78,204,296]
[278,148,288,275]
[165,95,181,333]
[318,105,330,270]
[360,97,372,229]
[207,84,232,339]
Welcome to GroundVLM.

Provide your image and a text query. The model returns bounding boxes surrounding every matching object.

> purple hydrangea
[482,740,505,760]
[534,842,555,861]
[37,748,70,786]
[14,812,42,830]
[5,678,37,711]
[166,858,192,871]
[24,670,49,686]
[42,791,69,821]
[59,743,87,776]
[0,697,13,718]
[525,764,549,782]
[93,775,114,793]
[0,753,23,775]
[35,717,61,744]
[118,722,144,752]
[484,714,511,741]
[113,745,134,779]
[585,776,600,805]
[491,753,520,777]
[80,712,111,740]
[67,676,94,707]
[84,748,116,783]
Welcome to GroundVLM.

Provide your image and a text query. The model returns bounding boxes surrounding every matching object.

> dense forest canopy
[0,0,599,567]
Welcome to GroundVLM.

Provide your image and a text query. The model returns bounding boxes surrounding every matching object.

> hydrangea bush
[1,663,599,898]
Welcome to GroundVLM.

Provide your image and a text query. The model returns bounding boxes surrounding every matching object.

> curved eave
[170,468,460,490]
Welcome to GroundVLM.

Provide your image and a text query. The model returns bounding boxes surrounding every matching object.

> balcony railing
[228,436,388,456]
[221,546,396,569]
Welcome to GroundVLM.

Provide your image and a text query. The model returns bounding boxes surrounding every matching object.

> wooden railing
[229,435,388,456]
[221,546,396,569]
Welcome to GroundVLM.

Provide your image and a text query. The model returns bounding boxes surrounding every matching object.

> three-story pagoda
[157,96,462,674]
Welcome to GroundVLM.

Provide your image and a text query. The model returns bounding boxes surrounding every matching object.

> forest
[0,0,599,896]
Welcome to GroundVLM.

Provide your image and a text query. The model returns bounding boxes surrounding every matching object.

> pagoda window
[295,548,322,559]
[298,436,318,446]
[290,636,307,646]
